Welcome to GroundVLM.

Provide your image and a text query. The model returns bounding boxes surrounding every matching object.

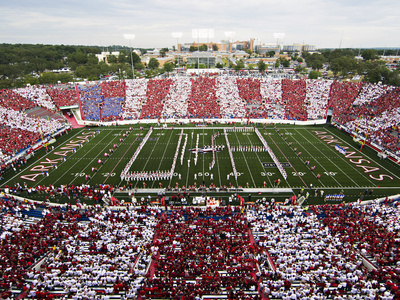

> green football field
[2,123,400,205]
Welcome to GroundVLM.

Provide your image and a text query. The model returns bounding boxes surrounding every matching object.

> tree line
[0,44,173,89]
[0,44,399,89]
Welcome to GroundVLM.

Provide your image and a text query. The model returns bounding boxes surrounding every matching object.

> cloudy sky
[1,0,399,49]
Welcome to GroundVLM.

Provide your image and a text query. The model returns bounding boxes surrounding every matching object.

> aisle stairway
[63,111,85,128]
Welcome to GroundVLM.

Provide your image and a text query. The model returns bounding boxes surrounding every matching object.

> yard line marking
[233,131,256,187]
[130,128,170,189]
[105,129,142,185]
[243,132,273,188]
[213,128,223,188]
[52,129,115,186]
[290,128,347,187]
[300,128,376,186]
[3,128,87,187]
[265,128,306,189]
[184,129,195,188]
[150,129,176,189]
[325,127,400,181]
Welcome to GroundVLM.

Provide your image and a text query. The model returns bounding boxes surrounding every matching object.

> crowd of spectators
[122,79,148,120]
[1,191,400,299]
[0,127,40,157]
[259,78,285,120]
[281,79,308,121]
[2,77,400,161]
[0,89,36,112]
[236,78,265,119]
[15,85,57,111]
[0,105,66,167]
[215,76,247,119]
[328,81,364,125]
[46,85,77,108]
[140,79,173,119]
[248,199,400,299]
[161,78,191,119]
[140,206,260,299]
[0,194,161,299]
[304,79,332,120]
[187,77,220,118]
[338,85,400,156]
[78,84,103,121]
[313,200,400,297]
[6,182,115,205]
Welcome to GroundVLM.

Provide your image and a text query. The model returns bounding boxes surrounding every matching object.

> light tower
[123,34,135,79]
[224,31,235,67]
[273,33,285,51]
[171,32,183,68]
[192,29,215,71]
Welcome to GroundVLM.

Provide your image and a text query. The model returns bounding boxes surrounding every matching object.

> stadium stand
[1,76,400,172]
[281,79,307,121]
[161,77,191,119]
[187,77,220,118]
[78,83,103,121]
[14,85,57,111]
[1,193,399,299]
[46,84,78,108]
[140,79,173,119]
[122,79,147,120]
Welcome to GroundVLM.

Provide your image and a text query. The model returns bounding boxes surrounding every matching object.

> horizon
[1,0,399,49]
[1,42,399,52]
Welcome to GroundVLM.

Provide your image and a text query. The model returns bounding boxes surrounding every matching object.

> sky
[1,0,399,49]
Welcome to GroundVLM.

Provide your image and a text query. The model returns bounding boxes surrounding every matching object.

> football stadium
[1,77,400,299]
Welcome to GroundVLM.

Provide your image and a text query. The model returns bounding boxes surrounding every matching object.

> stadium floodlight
[273,33,285,48]
[192,29,214,72]
[123,34,136,79]
[224,31,235,55]
[172,32,183,67]
[255,38,261,53]
[192,29,214,39]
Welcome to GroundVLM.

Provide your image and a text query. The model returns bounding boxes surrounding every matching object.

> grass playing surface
[2,123,400,206]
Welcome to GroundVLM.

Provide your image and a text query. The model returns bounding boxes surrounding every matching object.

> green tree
[199,44,208,51]
[212,44,219,51]
[24,74,40,86]
[363,60,400,85]
[160,48,169,57]
[304,53,326,70]
[277,57,290,68]
[294,66,306,74]
[87,54,99,67]
[267,51,276,58]
[39,72,57,84]
[215,62,224,69]
[131,52,141,65]
[107,55,118,64]
[135,63,145,70]
[361,49,379,61]
[118,52,127,63]
[308,70,321,79]
[0,78,14,89]
[68,51,88,65]
[257,60,266,73]
[330,56,358,77]
[234,60,245,71]
[74,65,88,79]
[148,58,159,70]
[163,62,174,74]
[57,72,73,83]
